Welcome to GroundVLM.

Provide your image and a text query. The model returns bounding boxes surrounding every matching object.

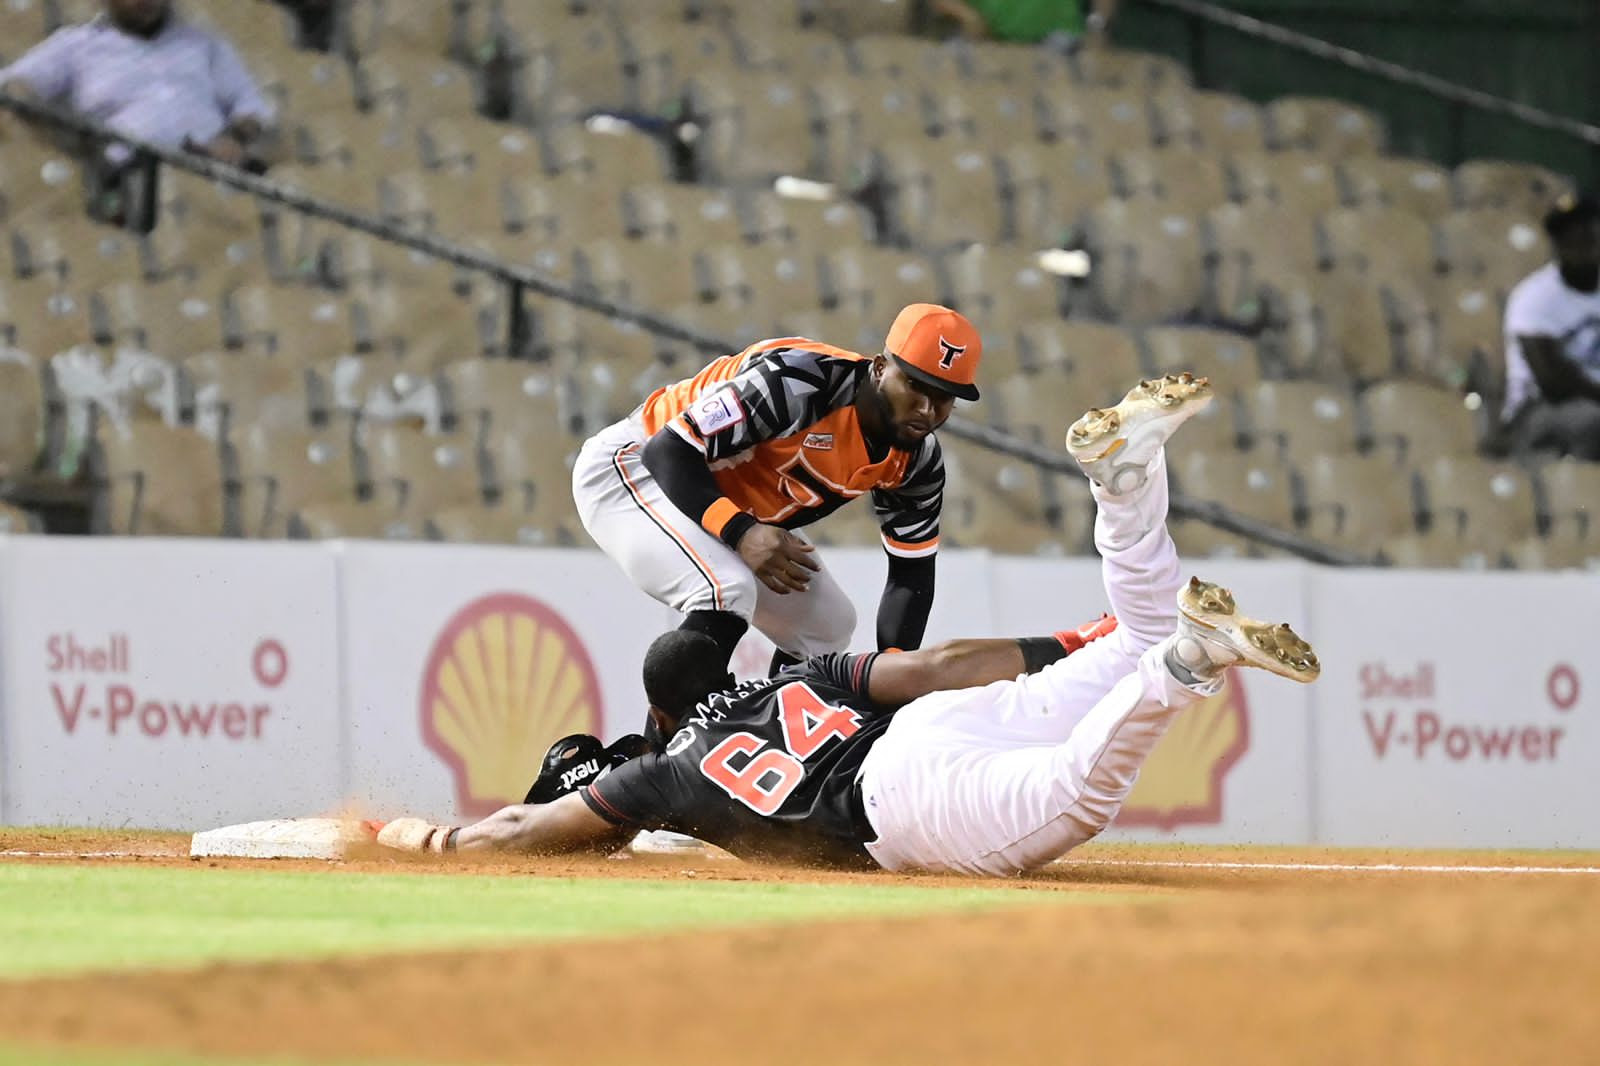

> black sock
[768,648,804,677]
[677,610,749,667]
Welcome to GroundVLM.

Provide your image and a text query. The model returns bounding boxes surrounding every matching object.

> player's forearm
[453,796,631,855]
[877,554,936,650]
[640,429,757,547]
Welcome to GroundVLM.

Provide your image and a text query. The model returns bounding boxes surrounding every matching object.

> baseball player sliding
[381,373,1320,876]
[570,304,983,685]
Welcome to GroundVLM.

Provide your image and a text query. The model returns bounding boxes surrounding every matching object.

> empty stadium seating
[0,0,1582,571]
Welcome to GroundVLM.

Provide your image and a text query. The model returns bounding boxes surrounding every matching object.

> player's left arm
[376,793,634,857]
[873,436,943,651]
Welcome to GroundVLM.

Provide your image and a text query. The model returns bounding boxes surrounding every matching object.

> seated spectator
[1502,193,1600,461]
[0,0,274,171]
[931,0,1118,51]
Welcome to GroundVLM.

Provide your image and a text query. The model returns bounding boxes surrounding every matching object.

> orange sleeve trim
[701,497,746,538]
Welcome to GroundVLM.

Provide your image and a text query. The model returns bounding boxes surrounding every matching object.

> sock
[1163,633,1228,693]
[678,610,749,666]
[768,648,803,677]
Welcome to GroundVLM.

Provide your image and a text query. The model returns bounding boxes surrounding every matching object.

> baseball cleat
[1066,373,1213,494]
[1176,577,1320,683]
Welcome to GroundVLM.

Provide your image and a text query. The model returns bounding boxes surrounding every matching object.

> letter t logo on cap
[937,336,966,370]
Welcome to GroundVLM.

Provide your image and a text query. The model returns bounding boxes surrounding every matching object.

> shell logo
[420,592,604,818]
[1117,678,1250,830]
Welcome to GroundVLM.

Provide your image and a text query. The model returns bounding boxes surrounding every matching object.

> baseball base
[190,818,378,860]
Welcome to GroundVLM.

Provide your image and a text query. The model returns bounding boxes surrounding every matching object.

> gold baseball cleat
[1066,373,1213,494]
[1177,577,1321,683]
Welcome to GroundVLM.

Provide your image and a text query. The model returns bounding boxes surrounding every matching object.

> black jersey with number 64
[579,652,892,868]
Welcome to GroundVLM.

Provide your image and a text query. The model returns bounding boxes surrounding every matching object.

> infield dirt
[1,830,1596,1065]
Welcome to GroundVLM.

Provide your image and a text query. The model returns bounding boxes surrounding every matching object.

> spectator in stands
[931,0,1118,50]
[1502,193,1600,461]
[0,0,274,170]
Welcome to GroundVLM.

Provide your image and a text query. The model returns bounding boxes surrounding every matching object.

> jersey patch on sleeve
[689,384,747,436]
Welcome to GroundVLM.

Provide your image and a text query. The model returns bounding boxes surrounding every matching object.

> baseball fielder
[382,374,1320,876]
[571,303,983,680]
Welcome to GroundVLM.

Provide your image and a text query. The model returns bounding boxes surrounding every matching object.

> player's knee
[809,594,856,653]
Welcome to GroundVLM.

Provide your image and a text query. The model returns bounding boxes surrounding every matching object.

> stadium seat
[1082,198,1206,322]
[537,123,673,188]
[0,350,44,479]
[1417,454,1538,545]
[415,117,540,180]
[1244,380,1361,460]
[426,500,575,547]
[1454,159,1572,216]
[1205,202,1322,280]
[2,277,93,357]
[941,436,1061,555]
[7,216,146,290]
[1169,518,1265,560]
[185,351,316,439]
[143,223,270,290]
[378,169,507,238]
[501,16,632,117]
[813,0,916,37]
[0,139,84,222]
[1110,148,1231,214]
[1151,89,1267,154]
[728,24,853,77]
[250,48,361,118]
[95,422,225,536]
[361,424,483,514]
[437,357,567,441]
[744,192,875,253]
[290,499,422,540]
[483,426,582,521]
[1172,450,1297,530]
[1141,327,1263,394]
[1228,151,1344,216]
[575,238,704,309]
[943,245,1065,327]
[1429,284,1502,395]
[223,284,360,358]
[997,143,1113,244]
[1267,95,1386,156]
[1434,209,1547,291]
[232,423,362,538]
[1320,207,1437,286]
[875,141,1007,247]
[622,17,739,116]
[1506,523,1600,571]
[290,111,407,178]
[1296,452,1417,551]
[774,308,881,356]
[849,34,963,83]
[701,243,829,316]
[1338,157,1456,221]
[623,183,747,247]
[925,81,1042,148]
[1363,380,1480,463]
[1042,87,1156,156]
[0,500,41,532]
[1380,526,1495,569]
[0,0,49,51]
[1296,274,1401,382]
[337,0,470,60]
[90,280,223,356]
[1537,459,1600,538]
[357,53,478,121]
[1071,47,1189,92]
[501,175,627,243]
[822,246,941,317]
[687,69,821,183]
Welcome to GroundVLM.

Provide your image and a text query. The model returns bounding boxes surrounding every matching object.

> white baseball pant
[859,451,1211,876]
[572,416,856,658]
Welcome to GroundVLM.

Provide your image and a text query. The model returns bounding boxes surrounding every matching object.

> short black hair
[1544,192,1598,239]
[641,630,732,720]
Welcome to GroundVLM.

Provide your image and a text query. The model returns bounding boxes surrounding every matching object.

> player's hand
[737,523,820,595]
[375,817,454,853]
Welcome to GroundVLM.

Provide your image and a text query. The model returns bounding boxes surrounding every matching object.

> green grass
[0,864,1121,979]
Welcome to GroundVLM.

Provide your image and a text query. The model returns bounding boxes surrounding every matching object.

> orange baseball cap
[884,303,982,401]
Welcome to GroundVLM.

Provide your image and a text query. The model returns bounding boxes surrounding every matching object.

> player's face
[874,358,956,448]
[1555,220,1600,291]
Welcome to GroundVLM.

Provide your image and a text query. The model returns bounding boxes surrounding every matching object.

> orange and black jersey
[580,652,891,868]
[637,338,944,558]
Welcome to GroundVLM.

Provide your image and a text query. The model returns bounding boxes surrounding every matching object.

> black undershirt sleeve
[640,429,758,549]
[876,553,936,651]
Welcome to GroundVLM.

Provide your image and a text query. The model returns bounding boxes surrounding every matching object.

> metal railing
[1137,0,1600,171]
[0,90,1374,566]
